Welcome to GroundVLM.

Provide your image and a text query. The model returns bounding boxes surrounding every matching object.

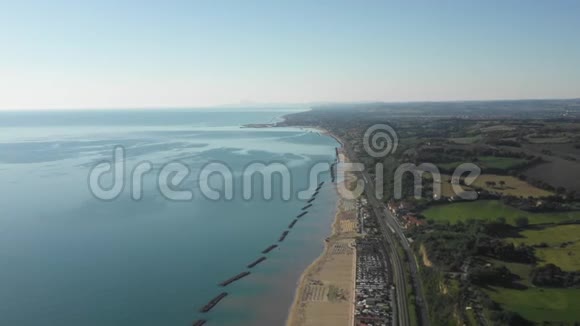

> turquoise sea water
[0,109,339,326]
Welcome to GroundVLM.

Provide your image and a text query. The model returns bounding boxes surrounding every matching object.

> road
[343,145,430,326]
[381,201,430,326]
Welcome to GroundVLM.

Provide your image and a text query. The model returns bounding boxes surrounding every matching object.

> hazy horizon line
[1,96,579,112]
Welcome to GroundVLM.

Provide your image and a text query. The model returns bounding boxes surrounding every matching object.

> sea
[0,109,340,326]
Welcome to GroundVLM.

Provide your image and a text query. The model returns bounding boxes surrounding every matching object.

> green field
[488,259,534,286]
[472,174,553,198]
[485,287,580,324]
[484,257,580,324]
[448,135,482,144]
[437,161,465,170]
[477,156,528,170]
[536,243,580,271]
[422,200,580,225]
[433,174,553,198]
[438,156,528,172]
[508,224,580,271]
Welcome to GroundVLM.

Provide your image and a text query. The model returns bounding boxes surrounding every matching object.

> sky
[1,0,579,110]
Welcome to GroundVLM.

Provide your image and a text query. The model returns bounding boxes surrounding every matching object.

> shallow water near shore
[0,109,339,326]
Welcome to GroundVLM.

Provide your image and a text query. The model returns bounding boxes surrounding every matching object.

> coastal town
[280,99,580,325]
[286,174,399,326]
[287,144,411,326]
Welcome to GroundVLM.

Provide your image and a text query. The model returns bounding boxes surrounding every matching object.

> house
[403,214,426,229]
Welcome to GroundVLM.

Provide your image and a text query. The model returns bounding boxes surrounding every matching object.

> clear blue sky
[1,0,579,109]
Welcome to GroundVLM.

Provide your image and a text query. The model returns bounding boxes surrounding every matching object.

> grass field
[471,174,553,198]
[485,287,580,324]
[487,258,534,286]
[535,243,580,271]
[432,174,552,198]
[479,124,516,132]
[508,224,580,271]
[477,156,528,170]
[526,134,572,144]
[429,175,473,198]
[484,257,580,324]
[523,156,580,193]
[438,156,528,172]
[422,200,580,225]
[448,135,481,144]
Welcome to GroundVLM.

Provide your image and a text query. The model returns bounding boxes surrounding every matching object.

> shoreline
[285,147,358,326]
[246,115,356,326]
[285,192,343,325]
[285,119,343,325]
[241,117,354,325]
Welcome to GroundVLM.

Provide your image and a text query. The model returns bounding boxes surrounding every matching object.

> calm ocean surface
[0,109,339,326]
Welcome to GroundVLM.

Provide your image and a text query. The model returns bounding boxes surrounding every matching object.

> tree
[499,180,506,187]
[469,265,513,285]
[515,216,529,228]
[556,186,566,194]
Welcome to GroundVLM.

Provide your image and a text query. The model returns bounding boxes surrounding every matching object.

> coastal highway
[342,145,430,326]
[381,201,430,326]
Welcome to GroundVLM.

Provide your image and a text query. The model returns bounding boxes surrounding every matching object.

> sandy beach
[286,151,359,326]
